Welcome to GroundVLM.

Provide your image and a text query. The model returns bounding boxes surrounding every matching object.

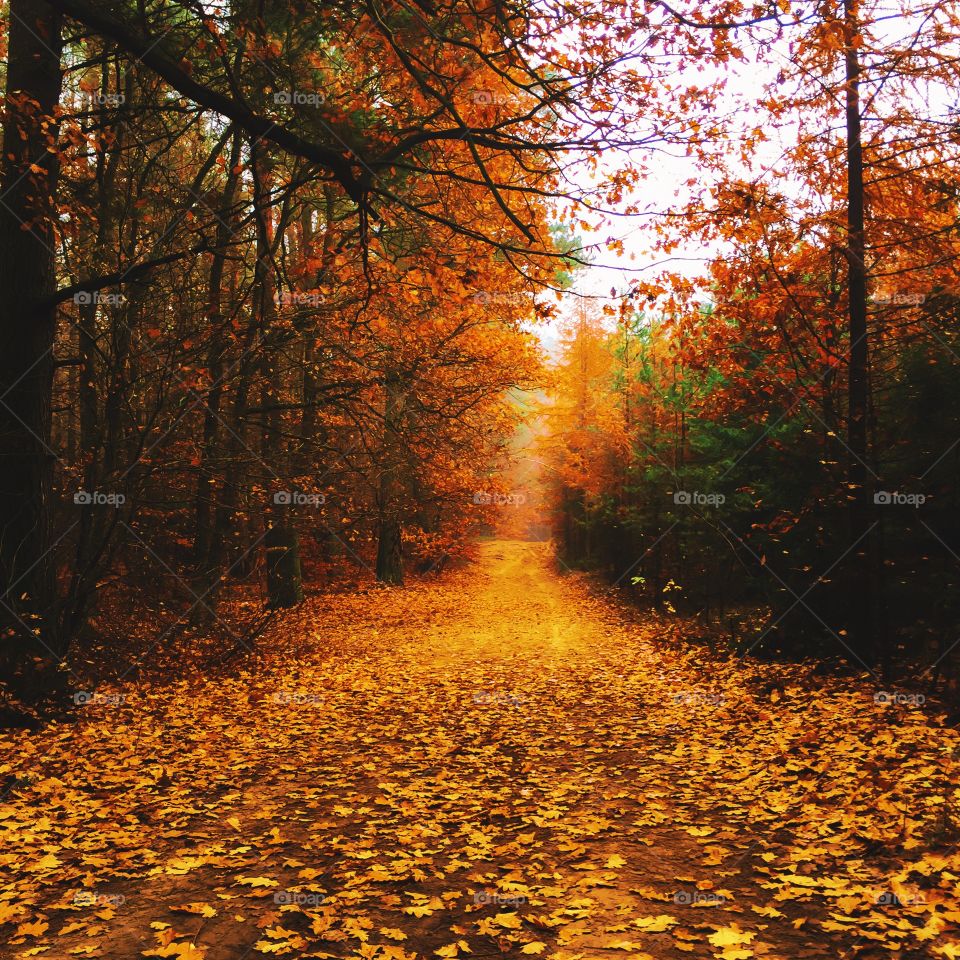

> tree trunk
[65,64,139,642]
[843,0,874,661]
[376,518,404,586]
[252,138,303,607]
[265,524,304,607]
[0,0,65,703]
[193,130,242,606]
[376,372,406,585]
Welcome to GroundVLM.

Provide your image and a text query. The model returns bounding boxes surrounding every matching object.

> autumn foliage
[0,1,959,957]
[546,0,960,690]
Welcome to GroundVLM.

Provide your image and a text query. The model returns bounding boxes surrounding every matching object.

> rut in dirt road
[1,540,956,960]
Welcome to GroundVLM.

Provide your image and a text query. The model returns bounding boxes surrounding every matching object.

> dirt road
[1,540,955,959]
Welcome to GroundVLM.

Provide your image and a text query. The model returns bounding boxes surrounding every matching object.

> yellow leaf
[633,915,677,932]
[142,942,207,960]
[402,904,434,918]
[0,902,21,925]
[169,903,216,918]
[773,873,819,887]
[380,948,418,960]
[522,944,547,955]
[708,925,756,948]
[236,877,278,888]
[605,855,627,869]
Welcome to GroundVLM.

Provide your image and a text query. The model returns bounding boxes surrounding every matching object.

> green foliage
[551,305,960,667]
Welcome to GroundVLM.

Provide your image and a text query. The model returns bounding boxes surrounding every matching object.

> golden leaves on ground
[0,541,957,959]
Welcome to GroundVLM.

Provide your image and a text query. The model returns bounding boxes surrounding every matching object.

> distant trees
[7,0,958,716]
[0,0,671,716]
[548,1,960,684]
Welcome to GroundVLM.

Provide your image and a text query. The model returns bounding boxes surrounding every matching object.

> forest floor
[1,540,958,960]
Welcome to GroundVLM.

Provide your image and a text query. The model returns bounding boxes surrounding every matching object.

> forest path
[1,540,955,960]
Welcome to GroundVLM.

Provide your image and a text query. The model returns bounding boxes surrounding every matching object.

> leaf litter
[0,540,957,959]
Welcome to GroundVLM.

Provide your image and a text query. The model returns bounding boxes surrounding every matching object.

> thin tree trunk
[843,0,874,661]
[376,372,406,585]
[251,140,302,608]
[193,130,242,600]
[66,71,131,640]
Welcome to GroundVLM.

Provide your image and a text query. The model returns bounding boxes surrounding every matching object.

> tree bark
[250,139,303,608]
[265,524,304,608]
[843,0,874,661]
[0,0,65,702]
[376,372,406,585]
[193,130,242,602]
